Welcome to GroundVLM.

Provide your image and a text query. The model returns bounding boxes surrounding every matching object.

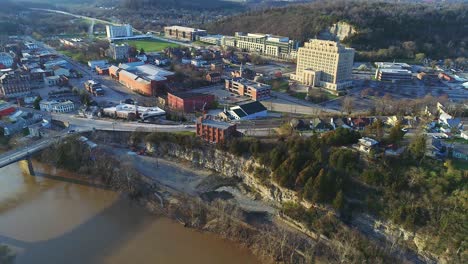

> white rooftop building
[103,103,166,121]
[106,24,133,39]
[0,52,14,68]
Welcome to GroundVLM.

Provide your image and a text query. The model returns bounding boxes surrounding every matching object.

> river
[0,162,260,264]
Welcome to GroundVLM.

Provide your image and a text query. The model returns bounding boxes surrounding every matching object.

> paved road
[0,131,69,168]
[30,8,193,48]
[52,113,195,133]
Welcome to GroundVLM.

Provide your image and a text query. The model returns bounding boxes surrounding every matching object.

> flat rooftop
[104,104,165,115]
[231,77,271,90]
[378,68,412,74]
[376,62,411,69]
[165,26,206,33]
[170,92,211,99]
[200,119,233,130]
[119,63,174,81]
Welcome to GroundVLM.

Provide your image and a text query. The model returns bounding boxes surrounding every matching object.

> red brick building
[196,117,237,143]
[225,77,271,101]
[109,63,175,96]
[167,92,215,113]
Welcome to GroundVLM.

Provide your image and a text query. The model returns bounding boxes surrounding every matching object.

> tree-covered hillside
[205,0,468,60]
[120,0,244,11]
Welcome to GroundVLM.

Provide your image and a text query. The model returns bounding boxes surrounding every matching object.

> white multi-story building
[291,39,355,91]
[0,52,14,68]
[106,24,133,39]
[39,100,75,113]
[233,32,298,59]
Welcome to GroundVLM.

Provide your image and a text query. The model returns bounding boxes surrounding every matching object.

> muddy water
[0,162,260,264]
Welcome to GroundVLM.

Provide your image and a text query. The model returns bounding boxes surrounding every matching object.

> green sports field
[115,39,179,52]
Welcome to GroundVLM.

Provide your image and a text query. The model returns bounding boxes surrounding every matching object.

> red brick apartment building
[167,92,215,112]
[196,118,237,143]
[225,77,271,101]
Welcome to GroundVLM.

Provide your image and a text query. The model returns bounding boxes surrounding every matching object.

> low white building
[225,101,268,120]
[461,130,468,140]
[39,100,75,113]
[103,103,165,121]
[0,52,14,68]
[358,137,379,153]
[88,60,108,69]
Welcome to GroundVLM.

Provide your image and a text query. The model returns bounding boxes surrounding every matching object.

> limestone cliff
[146,141,436,264]
[320,21,357,41]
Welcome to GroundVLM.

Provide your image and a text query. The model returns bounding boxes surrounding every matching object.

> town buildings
[108,43,129,60]
[224,101,268,120]
[196,117,237,143]
[164,26,207,42]
[103,103,166,121]
[225,77,271,101]
[88,60,108,70]
[109,62,175,96]
[106,24,133,40]
[233,32,298,59]
[198,35,223,46]
[206,72,221,83]
[0,72,31,98]
[0,52,14,68]
[39,100,75,113]
[374,62,412,82]
[291,39,354,92]
[167,92,215,113]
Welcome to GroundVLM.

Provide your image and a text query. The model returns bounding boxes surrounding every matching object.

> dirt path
[109,146,276,214]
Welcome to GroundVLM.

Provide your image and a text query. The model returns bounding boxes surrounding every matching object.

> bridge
[0,132,69,175]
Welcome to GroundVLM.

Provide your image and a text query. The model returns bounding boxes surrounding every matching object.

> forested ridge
[205,0,468,61]
[144,129,467,263]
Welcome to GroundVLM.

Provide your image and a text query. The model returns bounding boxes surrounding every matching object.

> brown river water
[0,162,260,264]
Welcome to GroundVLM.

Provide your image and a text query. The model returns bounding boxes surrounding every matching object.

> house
[461,130,468,140]
[358,137,379,153]
[331,117,352,130]
[310,118,332,132]
[385,145,406,156]
[52,66,70,77]
[351,117,373,130]
[191,59,207,67]
[96,65,109,75]
[44,76,62,87]
[155,58,170,66]
[196,117,237,143]
[206,72,221,83]
[225,101,268,120]
[88,60,108,69]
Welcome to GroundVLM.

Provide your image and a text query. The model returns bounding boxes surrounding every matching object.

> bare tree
[342,96,355,115]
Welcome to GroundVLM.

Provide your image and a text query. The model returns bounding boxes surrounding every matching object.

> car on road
[68,129,76,134]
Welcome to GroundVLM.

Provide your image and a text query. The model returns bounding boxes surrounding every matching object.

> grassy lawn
[267,79,289,92]
[292,92,307,100]
[115,39,179,52]
[192,41,208,46]
[445,137,468,144]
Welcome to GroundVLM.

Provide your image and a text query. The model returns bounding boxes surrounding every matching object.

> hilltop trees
[206,0,468,60]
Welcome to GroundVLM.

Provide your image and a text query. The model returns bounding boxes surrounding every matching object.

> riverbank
[34,135,316,263]
[0,162,260,264]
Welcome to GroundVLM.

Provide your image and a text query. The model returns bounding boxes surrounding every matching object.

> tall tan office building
[291,39,354,91]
